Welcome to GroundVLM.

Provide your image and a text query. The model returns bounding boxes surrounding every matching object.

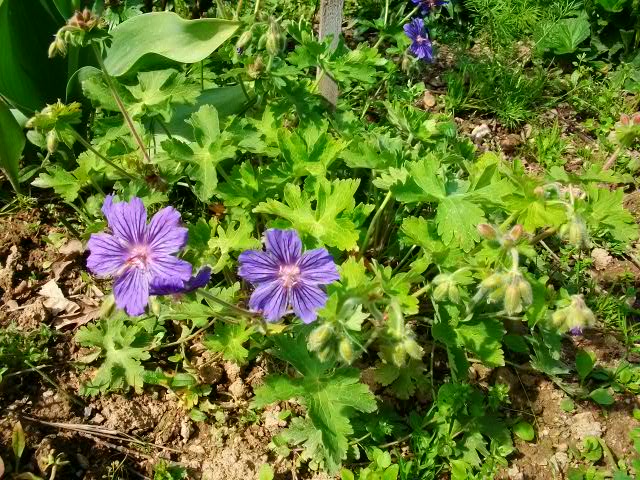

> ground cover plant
[0,0,639,479]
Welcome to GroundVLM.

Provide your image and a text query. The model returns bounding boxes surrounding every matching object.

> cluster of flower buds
[609,112,640,148]
[432,268,473,304]
[478,270,532,315]
[477,223,524,249]
[308,323,358,364]
[551,294,596,335]
[25,101,82,153]
[48,9,104,58]
[559,214,589,250]
[432,273,460,303]
[379,302,423,367]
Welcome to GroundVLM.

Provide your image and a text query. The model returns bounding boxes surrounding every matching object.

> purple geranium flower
[411,0,447,14]
[87,195,211,316]
[238,229,340,323]
[404,18,433,62]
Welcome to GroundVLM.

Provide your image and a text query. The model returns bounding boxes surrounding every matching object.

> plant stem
[383,0,390,26]
[92,44,152,165]
[254,0,262,15]
[235,0,244,18]
[359,190,393,258]
[197,289,258,318]
[399,6,420,25]
[602,145,622,170]
[70,130,135,180]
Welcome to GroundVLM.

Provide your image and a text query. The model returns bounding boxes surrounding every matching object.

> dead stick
[317,0,344,108]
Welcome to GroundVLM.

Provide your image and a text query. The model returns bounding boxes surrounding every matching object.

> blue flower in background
[411,0,448,14]
[404,18,434,62]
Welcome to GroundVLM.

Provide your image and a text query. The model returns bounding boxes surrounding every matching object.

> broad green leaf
[436,196,485,253]
[204,321,254,364]
[104,12,240,76]
[575,349,595,382]
[75,315,152,395]
[252,332,377,473]
[0,0,67,111]
[539,15,590,55]
[255,178,364,251]
[51,0,80,18]
[207,216,261,273]
[258,464,274,480]
[0,101,25,192]
[456,318,505,367]
[589,388,614,406]
[596,0,629,12]
[32,167,81,202]
[513,421,535,441]
[560,398,575,412]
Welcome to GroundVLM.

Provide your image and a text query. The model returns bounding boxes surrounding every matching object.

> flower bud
[517,278,533,306]
[235,30,252,54]
[338,338,354,364]
[533,186,545,197]
[509,224,524,241]
[316,347,332,363]
[308,323,333,352]
[481,273,504,291]
[562,216,589,250]
[633,112,640,125]
[391,344,407,367]
[404,338,423,360]
[620,114,630,126]
[504,284,521,315]
[551,294,596,333]
[265,21,283,57]
[247,56,265,79]
[401,55,411,73]
[477,223,498,240]
[46,130,59,153]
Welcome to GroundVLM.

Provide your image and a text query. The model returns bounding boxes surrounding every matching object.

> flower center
[279,264,300,288]
[416,35,428,44]
[126,245,150,270]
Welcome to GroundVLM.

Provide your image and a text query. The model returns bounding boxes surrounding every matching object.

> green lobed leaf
[104,12,240,76]
[203,321,254,364]
[513,421,535,441]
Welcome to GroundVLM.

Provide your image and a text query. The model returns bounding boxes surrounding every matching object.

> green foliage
[204,320,255,364]
[75,314,154,395]
[0,324,51,376]
[0,101,25,192]
[253,331,377,473]
[104,12,240,76]
[153,460,187,480]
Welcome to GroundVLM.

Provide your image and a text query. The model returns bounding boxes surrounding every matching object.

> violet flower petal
[291,282,328,324]
[113,267,149,316]
[298,248,340,285]
[265,229,302,264]
[238,250,281,284]
[108,197,147,245]
[147,255,193,285]
[87,233,127,276]
[149,267,212,295]
[145,206,188,255]
[249,280,289,322]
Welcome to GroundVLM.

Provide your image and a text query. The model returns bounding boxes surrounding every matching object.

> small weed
[0,324,52,380]
[530,121,567,167]
[445,52,548,128]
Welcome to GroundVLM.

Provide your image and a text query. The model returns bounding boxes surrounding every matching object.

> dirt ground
[1,113,639,479]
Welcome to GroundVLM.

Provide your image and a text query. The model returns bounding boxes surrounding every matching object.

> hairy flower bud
[561,215,589,250]
[236,30,253,54]
[308,323,333,352]
[481,273,504,291]
[504,284,521,315]
[265,21,284,57]
[432,273,460,303]
[509,224,523,241]
[391,344,407,367]
[338,338,354,364]
[551,294,596,333]
[247,56,265,79]
[404,338,423,360]
[477,223,498,240]
[46,130,59,153]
